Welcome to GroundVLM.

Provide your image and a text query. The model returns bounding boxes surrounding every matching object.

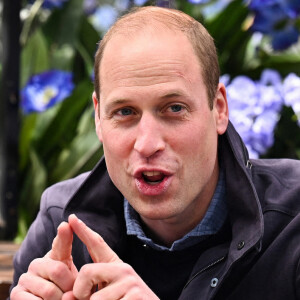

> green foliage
[18,1,102,239]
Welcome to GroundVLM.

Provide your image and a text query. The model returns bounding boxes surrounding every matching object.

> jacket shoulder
[251,158,300,214]
[252,158,300,180]
[41,171,91,211]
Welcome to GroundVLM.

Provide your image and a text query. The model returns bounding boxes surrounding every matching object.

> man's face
[94,28,228,231]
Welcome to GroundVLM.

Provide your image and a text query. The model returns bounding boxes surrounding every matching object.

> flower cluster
[283,73,300,122]
[87,0,148,32]
[249,0,300,50]
[222,70,300,158]
[188,0,209,4]
[89,4,119,32]
[21,70,74,114]
[29,0,69,9]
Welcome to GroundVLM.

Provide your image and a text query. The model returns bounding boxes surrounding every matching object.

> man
[10,6,300,300]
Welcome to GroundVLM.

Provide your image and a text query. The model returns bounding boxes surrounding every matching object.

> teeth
[142,171,161,177]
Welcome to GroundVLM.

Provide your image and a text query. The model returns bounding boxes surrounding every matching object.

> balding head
[94,6,219,109]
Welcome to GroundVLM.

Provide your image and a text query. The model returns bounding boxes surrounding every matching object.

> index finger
[68,214,121,263]
[47,221,74,269]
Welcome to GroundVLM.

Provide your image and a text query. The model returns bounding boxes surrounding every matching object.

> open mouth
[142,171,165,185]
[134,168,172,196]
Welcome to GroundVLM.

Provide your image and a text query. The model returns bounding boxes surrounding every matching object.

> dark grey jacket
[10,123,300,299]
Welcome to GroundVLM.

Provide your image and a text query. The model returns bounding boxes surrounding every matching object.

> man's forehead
[105,24,182,50]
[99,30,198,87]
[100,26,191,70]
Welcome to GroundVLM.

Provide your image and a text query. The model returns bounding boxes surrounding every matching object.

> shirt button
[237,240,245,250]
[210,278,218,288]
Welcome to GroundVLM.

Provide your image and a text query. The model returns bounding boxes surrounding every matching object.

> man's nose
[133,113,165,158]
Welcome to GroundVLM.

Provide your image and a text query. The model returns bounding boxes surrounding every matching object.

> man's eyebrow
[104,99,131,114]
[161,92,183,99]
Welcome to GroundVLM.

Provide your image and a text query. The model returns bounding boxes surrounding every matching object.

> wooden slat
[0,242,20,299]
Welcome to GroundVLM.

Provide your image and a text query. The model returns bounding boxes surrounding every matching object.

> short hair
[94,6,219,110]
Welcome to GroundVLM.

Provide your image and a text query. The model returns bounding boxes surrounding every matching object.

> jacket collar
[219,122,264,262]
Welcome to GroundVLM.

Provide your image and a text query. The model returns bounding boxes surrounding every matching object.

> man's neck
[140,164,220,247]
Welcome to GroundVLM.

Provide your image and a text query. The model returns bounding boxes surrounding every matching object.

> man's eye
[117,108,133,116]
[169,104,183,113]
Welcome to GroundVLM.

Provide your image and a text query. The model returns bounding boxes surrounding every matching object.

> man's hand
[68,214,159,300]
[11,222,78,300]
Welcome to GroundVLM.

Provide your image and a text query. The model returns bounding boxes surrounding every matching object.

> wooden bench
[0,242,20,300]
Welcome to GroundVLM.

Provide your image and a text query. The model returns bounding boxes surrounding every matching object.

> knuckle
[50,262,67,279]
[79,263,91,276]
[18,272,31,286]
[89,232,104,248]
[28,257,43,271]
[119,263,140,286]
[95,233,105,243]
[120,262,135,275]
[130,286,142,296]
[10,286,21,300]
[126,275,139,288]
[43,284,59,299]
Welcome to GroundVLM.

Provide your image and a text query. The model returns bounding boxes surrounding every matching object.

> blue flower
[250,0,300,17]
[30,0,69,9]
[202,0,231,19]
[21,70,74,114]
[187,0,209,3]
[224,70,283,157]
[156,0,176,7]
[249,0,300,50]
[114,0,148,10]
[220,74,231,86]
[282,73,300,124]
[134,0,148,5]
[83,0,99,15]
[90,4,118,33]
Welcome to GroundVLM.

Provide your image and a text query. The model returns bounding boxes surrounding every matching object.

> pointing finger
[48,221,74,269]
[68,214,121,263]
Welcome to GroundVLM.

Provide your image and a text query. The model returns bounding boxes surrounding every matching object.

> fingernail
[68,213,78,221]
[69,213,83,223]
[57,221,67,231]
[57,221,66,229]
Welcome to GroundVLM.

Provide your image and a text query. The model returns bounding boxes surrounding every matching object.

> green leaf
[50,130,100,181]
[50,44,76,71]
[19,114,38,171]
[205,0,251,75]
[78,16,100,59]
[77,104,95,134]
[32,105,61,142]
[18,148,47,229]
[20,28,50,87]
[42,0,84,47]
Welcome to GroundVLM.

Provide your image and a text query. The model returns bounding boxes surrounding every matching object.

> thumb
[47,221,75,270]
[68,214,121,263]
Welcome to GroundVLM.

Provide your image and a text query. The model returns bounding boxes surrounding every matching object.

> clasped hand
[11,214,159,300]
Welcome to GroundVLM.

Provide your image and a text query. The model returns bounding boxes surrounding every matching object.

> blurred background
[0,0,300,242]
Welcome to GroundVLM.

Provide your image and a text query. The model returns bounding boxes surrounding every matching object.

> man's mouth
[142,171,165,185]
[134,169,172,196]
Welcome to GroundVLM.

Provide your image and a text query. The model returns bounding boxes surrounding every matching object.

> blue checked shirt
[124,169,227,251]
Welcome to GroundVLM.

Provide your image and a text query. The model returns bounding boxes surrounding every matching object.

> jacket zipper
[183,256,226,289]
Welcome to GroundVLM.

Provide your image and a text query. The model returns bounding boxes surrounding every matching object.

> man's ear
[92,91,103,142]
[214,83,229,135]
